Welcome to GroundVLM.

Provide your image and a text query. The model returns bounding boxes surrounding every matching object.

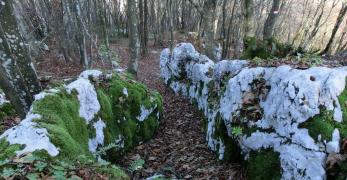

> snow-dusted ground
[160,43,347,179]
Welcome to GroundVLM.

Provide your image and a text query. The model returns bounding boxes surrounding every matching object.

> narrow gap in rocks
[112,39,244,179]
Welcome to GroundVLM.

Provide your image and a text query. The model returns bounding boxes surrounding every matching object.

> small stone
[148,156,156,161]
[184,175,193,179]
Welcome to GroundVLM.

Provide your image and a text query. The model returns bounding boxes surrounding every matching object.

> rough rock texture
[160,43,347,179]
[0,70,163,178]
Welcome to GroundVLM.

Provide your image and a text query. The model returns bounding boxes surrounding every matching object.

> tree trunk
[0,0,42,117]
[263,0,282,39]
[244,0,254,37]
[127,0,140,75]
[169,0,174,51]
[139,0,145,54]
[321,2,347,54]
[202,0,218,61]
[143,0,149,54]
[74,0,89,68]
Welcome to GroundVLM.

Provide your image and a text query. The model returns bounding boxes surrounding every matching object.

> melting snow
[88,119,106,153]
[0,113,59,157]
[79,70,102,79]
[137,105,157,122]
[34,88,60,101]
[122,88,128,97]
[66,77,100,124]
[0,91,9,105]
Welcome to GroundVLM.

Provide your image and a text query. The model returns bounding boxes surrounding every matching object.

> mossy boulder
[160,43,347,179]
[0,70,163,179]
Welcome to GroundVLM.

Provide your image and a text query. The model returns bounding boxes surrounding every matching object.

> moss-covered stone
[0,71,163,179]
[300,79,347,143]
[0,139,23,161]
[96,74,161,161]
[248,150,281,180]
[299,109,335,142]
[32,90,92,160]
[213,113,242,162]
[161,43,347,179]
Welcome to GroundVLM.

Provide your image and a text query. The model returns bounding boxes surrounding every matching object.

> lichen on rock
[0,70,163,179]
[160,43,347,179]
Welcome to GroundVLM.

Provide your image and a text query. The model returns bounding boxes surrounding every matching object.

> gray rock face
[160,43,347,179]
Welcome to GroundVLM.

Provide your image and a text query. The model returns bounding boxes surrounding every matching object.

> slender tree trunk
[139,0,145,54]
[263,0,282,39]
[127,0,140,75]
[143,0,148,54]
[244,0,254,37]
[74,0,89,68]
[169,0,174,51]
[321,2,347,54]
[202,0,218,61]
[221,0,227,59]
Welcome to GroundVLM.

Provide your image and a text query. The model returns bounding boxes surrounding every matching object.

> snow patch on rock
[34,88,60,101]
[160,43,347,179]
[0,91,9,105]
[66,78,100,124]
[326,129,340,153]
[79,70,103,79]
[122,88,128,97]
[137,105,157,122]
[88,119,106,153]
[0,113,59,157]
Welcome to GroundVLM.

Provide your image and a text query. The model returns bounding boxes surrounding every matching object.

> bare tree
[263,0,282,39]
[127,0,140,75]
[201,0,218,61]
[321,1,347,54]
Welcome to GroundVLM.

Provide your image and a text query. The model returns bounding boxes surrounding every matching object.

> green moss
[337,83,347,139]
[96,165,129,179]
[0,139,23,161]
[335,162,347,180]
[0,73,162,179]
[299,80,347,142]
[0,103,16,121]
[213,113,242,162]
[241,37,293,60]
[248,150,281,180]
[31,90,92,160]
[299,110,335,141]
[207,81,219,109]
[97,74,161,161]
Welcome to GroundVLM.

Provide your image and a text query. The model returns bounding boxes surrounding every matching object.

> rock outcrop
[160,43,347,179]
[0,70,163,178]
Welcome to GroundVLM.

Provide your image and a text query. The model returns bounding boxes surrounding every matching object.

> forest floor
[110,39,244,179]
[32,38,245,179]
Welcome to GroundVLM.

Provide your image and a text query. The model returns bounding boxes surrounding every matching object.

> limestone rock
[160,43,347,179]
[0,70,163,179]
